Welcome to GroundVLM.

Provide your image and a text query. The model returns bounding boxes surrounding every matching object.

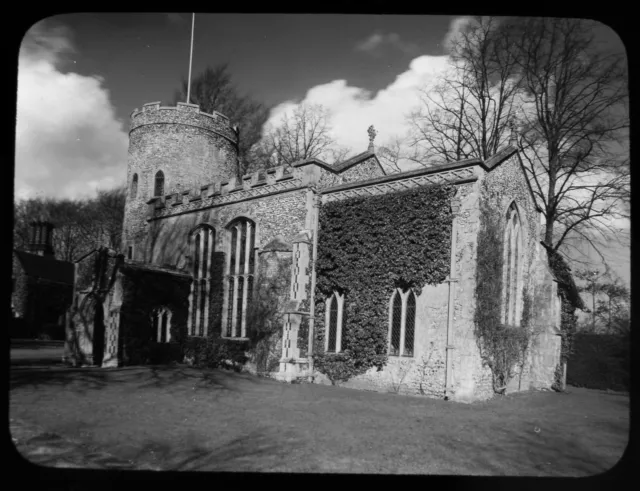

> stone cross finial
[367,125,377,151]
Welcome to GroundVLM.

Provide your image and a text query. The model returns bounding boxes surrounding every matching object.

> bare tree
[511,18,629,256]
[575,269,606,332]
[376,135,418,173]
[575,269,630,334]
[409,17,629,264]
[408,16,522,165]
[262,103,351,166]
[173,63,272,177]
[13,186,127,262]
[85,186,127,253]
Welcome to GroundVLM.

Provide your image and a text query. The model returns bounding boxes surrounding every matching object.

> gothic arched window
[325,291,345,353]
[224,218,256,338]
[189,225,215,336]
[389,288,416,357]
[154,170,165,197]
[504,202,523,326]
[151,307,172,343]
[131,173,138,199]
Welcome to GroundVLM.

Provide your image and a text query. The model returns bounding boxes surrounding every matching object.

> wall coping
[322,158,481,196]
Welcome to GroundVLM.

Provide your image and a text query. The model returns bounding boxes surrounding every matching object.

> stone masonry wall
[480,153,556,394]
[339,157,385,184]
[143,188,307,340]
[123,103,239,259]
[145,189,307,270]
[448,180,494,402]
[316,157,384,189]
[529,245,562,389]
[327,180,489,401]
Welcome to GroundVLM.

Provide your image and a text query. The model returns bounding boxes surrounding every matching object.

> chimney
[28,220,55,258]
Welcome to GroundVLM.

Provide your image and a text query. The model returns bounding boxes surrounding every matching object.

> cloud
[355,32,420,56]
[442,16,475,53]
[263,54,450,168]
[16,20,128,200]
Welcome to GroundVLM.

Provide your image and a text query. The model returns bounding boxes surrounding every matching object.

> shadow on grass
[10,339,65,350]
[10,357,66,368]
[24,427,296,472]
[127,428,296,472]
[9,364,263,397]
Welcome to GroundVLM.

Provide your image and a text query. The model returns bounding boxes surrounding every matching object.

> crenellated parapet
[147,164,302,219]
[130,102,238,144]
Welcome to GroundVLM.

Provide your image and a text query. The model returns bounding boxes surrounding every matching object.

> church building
[65,101,564,402]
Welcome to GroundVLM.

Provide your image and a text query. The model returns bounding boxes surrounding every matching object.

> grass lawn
[10,365,629,475]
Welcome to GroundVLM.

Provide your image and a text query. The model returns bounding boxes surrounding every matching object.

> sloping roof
[291,151,386,176]
[322,157,481,195]
[332,150,376,172]
[262,237,292,252]
[483,145,518,169]
[14,250,74,285]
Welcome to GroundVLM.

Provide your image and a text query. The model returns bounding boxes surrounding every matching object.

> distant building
[11,221,73,339]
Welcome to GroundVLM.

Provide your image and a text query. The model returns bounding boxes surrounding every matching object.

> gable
[336,152,386,184]
[484,145,541,213]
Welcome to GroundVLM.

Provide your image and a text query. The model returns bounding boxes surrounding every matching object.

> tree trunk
[545,149,558,247]
[592,283,596,332]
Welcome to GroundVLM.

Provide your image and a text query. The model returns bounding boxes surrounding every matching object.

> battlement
[146,165,301,219]
[129,102,238,144]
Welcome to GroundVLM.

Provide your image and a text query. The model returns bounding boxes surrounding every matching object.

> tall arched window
[154,170,165,197]
[504,203,523,326]
[325,291,345,353]
[389,288,416,357]
[189,225,215,336]
[131,173,138,199]
[224,218,256,338]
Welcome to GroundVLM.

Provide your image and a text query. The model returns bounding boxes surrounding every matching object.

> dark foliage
[245,257,290,373]
[474,186,532,394]
[567,332,629,391]
[183,337,249,372]
[172,63,271,177]
[313,184,455,383]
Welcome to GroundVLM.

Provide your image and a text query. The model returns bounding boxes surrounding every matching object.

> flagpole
[186,13,195,104]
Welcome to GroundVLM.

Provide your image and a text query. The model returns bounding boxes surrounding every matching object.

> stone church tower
[122,102,240,261]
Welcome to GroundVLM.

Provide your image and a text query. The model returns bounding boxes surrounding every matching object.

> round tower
[123,102,239,261]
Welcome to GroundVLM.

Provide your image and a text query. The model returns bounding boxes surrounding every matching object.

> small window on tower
[127,246,133,260]
[131,173,138,199]
[154,170,165,197]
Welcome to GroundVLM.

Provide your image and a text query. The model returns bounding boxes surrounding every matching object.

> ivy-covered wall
[117,264,191,365]
[476,153,564,395]
[312,182,456,389]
